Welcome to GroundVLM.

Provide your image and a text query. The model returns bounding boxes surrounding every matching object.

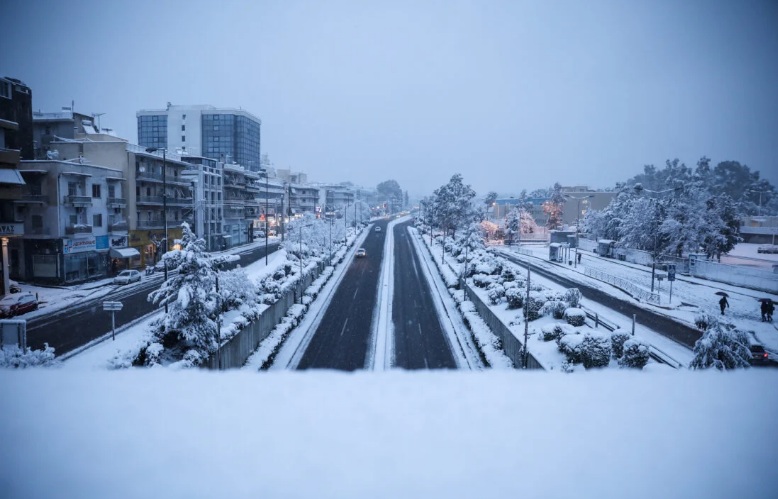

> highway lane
[296,221,388,370]
[392,220,457,369]
[25,242,280,355]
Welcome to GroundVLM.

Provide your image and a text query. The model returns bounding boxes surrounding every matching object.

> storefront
[62,236,107,283]
[129,227,183,267]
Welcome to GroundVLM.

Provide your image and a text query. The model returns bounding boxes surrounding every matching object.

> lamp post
[563,194,594,269]
[146,147,168,313]
[261,171,269,265]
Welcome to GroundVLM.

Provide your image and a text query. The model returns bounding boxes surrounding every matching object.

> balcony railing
[64,195,92,206]
[18,194,48,204]
[106,197,127,206]
[65,224,93,235]
[109,220,128,231]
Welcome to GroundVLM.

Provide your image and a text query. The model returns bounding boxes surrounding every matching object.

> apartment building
[137,104,262,171]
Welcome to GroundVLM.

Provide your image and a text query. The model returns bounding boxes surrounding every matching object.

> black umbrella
[758,298,775,304]
[715,291,729,297]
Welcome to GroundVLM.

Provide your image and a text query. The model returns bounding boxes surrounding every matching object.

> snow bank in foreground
[1,370,775,499]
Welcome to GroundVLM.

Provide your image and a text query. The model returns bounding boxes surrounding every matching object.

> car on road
[113,269,142,285]
[0,292,38,318]
[356,248,366,257]
[750,344,769,365]
[375,226,382,232]
[8,279,22,293]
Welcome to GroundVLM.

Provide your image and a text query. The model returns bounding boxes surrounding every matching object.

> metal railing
[584,267,660,304]
[63,195,92,205]
[65,224,93,235]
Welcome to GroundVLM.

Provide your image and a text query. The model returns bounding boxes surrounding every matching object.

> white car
[356,248,366,257]
[375,226,382,232]
[114,269,142,285]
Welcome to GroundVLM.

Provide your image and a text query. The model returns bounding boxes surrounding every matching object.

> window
[70,215,77,225]
[181,125,185,131]
[68,183,77,196]
[93,214,103,227]
[32,215,42,229]
[182,135,186,142]
[182,114,186,120]
[92,184,101,198]
[0,80,10,99]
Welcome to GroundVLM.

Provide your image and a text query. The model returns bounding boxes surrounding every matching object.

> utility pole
[523,259,531,369]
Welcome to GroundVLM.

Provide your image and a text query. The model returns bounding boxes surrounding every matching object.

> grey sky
[5,0,777,197]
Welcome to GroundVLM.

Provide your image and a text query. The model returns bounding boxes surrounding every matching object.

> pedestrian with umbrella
[758,298,772,322]
[716,291,729,315]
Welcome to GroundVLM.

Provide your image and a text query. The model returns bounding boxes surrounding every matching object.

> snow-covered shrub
[0,344,57,368]
[564,288,582,308]
[505,287,524,309]
[472,273,494,288]
[564,307,586,327]
[530,282,544,292]
[689,322,751,370]
[540,323,571,342]
[694,311,718,331]
[542,300,567,319]
[523,292,545,321]
[500,267,518,283]
[619,339,650,369]
[579,333,611,368]
[610,329,631,358]
[472,253,502,276]
[486,283,505,305]
[558,332,584,364]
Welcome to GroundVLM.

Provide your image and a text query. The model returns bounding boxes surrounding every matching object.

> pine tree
[689,319,752,370]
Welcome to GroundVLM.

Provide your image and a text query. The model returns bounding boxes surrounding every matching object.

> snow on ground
[1,369,776,498]
[494,243,778,357]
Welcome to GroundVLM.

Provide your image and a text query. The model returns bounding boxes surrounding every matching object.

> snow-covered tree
[689,319,752,370]
[542,182,565,229]
[429,174,478,236]
[145,222,226,365]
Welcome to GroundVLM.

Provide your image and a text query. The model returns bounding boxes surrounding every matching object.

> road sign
[103,301,123,311]
[667,264,676,281]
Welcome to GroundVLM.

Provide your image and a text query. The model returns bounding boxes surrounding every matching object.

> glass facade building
[137,114,168,150]
[136,105,261,171]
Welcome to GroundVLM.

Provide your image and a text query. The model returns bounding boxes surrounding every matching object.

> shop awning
[110,247,140,258]
[0,169,26,185]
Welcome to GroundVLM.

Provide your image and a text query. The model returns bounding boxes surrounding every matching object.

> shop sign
[63,237,97,254]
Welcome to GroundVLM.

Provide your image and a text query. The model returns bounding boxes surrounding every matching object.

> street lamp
[146,147,168,313]
[563,194,594,268]
[259,170,270,265]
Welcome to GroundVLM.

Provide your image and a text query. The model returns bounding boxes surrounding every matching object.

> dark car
[750,345,769,365]
[0,292,39,318]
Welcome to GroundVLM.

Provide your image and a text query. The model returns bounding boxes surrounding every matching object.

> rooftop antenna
[93,112,105,131]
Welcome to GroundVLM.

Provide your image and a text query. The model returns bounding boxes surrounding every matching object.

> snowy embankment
[1,369,776,499]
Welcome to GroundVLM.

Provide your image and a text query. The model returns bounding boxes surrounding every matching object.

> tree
[483,191,498,220]
[376,179,403,211]
[145,222,225,365]
[689,320,752,370]
[542,182,565,229]
[429,174,477,236]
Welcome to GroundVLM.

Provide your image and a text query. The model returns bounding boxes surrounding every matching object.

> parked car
[750,344,769,365]
[8,279,21,293]
[356,248,366,258]
[0,292,38,318]
[375,226,382,232]
[113,269,142,285]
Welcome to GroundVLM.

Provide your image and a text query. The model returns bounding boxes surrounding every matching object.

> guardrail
[584,267,660,304]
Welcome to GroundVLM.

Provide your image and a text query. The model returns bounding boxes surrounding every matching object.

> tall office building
[137,104,261,171]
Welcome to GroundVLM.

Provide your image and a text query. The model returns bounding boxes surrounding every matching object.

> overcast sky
[5,0,777,197]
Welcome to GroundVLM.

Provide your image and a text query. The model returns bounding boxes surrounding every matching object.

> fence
[202,260,327,370]
[584,267,660,304]
[461,280,544,370]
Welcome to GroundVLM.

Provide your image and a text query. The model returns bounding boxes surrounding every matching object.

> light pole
[146,147,168,313]
[261,171,269,265]
[563,194,594,268]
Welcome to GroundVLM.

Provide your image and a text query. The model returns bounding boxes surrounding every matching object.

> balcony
[107,197,127,207]
[16,194,48,204]
[167,197,194,207]
[109,220,128,232]
[0,148,21,165]
[65,224,93,236]
[137,195,164,205]
[64,195,92,207]
[137,218,164,229]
